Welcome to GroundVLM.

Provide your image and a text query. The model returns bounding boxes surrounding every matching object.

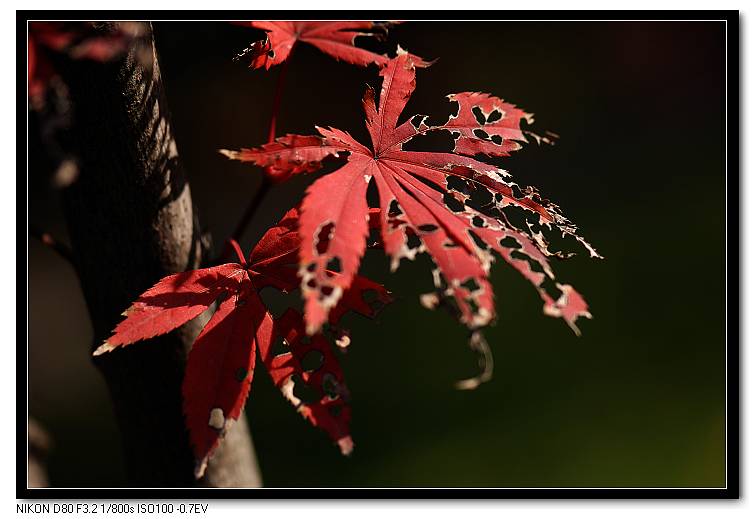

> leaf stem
[211,177,272,266]
[229,46,294,245]
[220,48,296,264]
[230,176,272,243]
[267,52,292,143]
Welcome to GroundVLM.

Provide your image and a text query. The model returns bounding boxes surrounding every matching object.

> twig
[231,45,294,243]
[266,47,293,143]
[230,177,272,244]
[218,46,296,264]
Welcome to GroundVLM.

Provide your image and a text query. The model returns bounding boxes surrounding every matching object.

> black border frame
[17,10,740,499]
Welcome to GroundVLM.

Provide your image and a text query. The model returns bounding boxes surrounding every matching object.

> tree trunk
[27,418,51,488]
[57,22,261,487]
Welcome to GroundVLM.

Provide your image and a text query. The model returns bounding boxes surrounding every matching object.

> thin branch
[231,177,272,244]
[267,47,293,143]
[221,48,297,263]
[209,177,273,266]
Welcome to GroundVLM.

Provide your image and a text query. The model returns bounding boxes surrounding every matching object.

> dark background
[28,20,726,487]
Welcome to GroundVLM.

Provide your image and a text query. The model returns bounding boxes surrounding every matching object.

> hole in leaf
[471,216,486,228]
[406,230,422,250]
[388,199,403,217]
[501,206,531,230]
[468,185,495,208]
[472,106,486,125]
[446,175,470,194]
[487,110,502,123]
[322,373,341,399]
[468,230,490,251]
[234,367,248,382]
[443,193,465,213]
[473,128,490,140]
[366,177,379,207]
[301,350,324,372]
[491,134,503,145]
[466,296,480,315]
[315,222,335,255]
[291,375,319,404]
[326,256,342,273]
[461,278,480,292]
[418,224,438,233]
[499,236,522,249]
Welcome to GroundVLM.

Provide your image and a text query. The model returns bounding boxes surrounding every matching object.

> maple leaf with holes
[93,208,391,478]
[222,51,601,337]
[235,21,421,69]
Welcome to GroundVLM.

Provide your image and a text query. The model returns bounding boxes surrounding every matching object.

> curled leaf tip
[92,342,113,357]
[194,458,209,480]
[338,436,355,456]
[218,148,239,160]
[454,331,493,391]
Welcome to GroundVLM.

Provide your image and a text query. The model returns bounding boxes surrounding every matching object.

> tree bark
[57,22,261,487]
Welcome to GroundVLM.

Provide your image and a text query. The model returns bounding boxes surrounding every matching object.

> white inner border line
[25,17,731,492]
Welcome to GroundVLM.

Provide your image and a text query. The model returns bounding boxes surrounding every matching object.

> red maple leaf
[236,21,408,69]
[94,208,391,478]
[222,51,601,337]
